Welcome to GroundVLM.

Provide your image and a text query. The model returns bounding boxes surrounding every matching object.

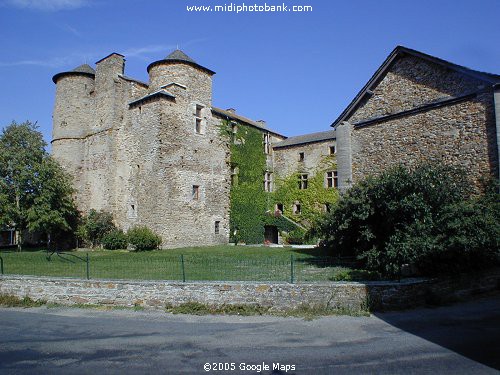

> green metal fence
[0,253,357,283]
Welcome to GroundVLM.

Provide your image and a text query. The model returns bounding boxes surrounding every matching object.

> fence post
[180,254,186,282]
[290,254,294,284]
[86,253,90,280]
[0,256,3,275]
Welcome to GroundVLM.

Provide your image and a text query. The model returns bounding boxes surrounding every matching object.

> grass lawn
[0,245,375,283]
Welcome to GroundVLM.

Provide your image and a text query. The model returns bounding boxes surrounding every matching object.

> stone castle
[51,46,500,248]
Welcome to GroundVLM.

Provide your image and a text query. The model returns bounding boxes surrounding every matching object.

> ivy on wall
[220,120,341,244]
[272,155,340,229]
[220,120,267,244]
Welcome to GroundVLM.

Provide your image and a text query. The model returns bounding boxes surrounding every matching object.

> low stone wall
[1,269,499,312]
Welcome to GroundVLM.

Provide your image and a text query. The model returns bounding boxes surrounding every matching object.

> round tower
[52,64,95,139]
[51,64,96,210]
[147,50,215,105]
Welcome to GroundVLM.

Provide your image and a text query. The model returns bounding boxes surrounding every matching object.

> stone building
[333,46,500,192]
[52,50,284,248]
[51,46,499,247]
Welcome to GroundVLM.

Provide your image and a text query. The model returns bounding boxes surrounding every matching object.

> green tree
[0,121,78,250]
[314,163,499,278]
[26,157,79,249]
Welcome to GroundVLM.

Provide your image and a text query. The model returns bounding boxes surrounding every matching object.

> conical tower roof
[72,64,95,74]
[147,49,215,75]
[165,50,197,64]
[52,63,95,83]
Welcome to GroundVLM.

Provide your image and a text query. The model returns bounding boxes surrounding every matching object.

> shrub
[127,226,162,251]
[101,229,128,250]
[314,163,499,278]
[415,196,500,275]
[78,209,116,248]
[283,229,306,245]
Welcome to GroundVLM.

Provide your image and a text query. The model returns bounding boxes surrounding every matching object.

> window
[293,203,301,215]
[324,203,331,213]
[298,174,308,190]
[329,145,336,155]
[128,203,137,219]
[195,105,203,134]
[264,172,272,192]
[326,171,338,188]
[264,133,271,154]
[215,221,220,234]
[299,152,304,162]
[192,185,200,200]
[276,203,284,213]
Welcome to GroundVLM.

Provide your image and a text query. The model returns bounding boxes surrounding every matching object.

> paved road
[0,295,499,374]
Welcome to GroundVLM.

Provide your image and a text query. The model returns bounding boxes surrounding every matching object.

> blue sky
[1,0,500,146]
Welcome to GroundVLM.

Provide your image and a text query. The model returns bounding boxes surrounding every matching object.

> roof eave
[331,45,500,128]
[146,59,216,76]
[128,90,176,108]
[52,71,95,84]
[211,107,286,138]
[330,47,401,128]
[273,138,336,149]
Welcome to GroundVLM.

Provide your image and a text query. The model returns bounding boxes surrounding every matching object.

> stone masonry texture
[346,55,499,190]
[52,53,231,248]
[1,269,499,311]
[51,47,499,248]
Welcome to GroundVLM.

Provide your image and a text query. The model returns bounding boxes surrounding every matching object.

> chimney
[256,120,267,128]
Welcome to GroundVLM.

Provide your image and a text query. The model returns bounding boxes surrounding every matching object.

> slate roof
[273,130,336,149]
[331,45,500,128]
[119,74,149,87]
[211,107,286,138]
[147,49,215,76]
[165,50,197,64]
[128,89,175,107]
[73,64,95,74]
[52,63,96,83]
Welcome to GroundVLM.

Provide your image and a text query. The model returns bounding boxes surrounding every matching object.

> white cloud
[122,45,175,61]
[121,39,210,61]
[0,58,68,68]
[3,0,89,11]
[60,24,82,37]
[0,52,97,68]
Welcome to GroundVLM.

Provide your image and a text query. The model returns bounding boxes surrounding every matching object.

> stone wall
[52,52,231,249]
[273,140,337,180]
[52,73,96,212]
[346,55,499,189]
[149,63,213,105]
[1,269,499,311]
[348,55,485,123]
